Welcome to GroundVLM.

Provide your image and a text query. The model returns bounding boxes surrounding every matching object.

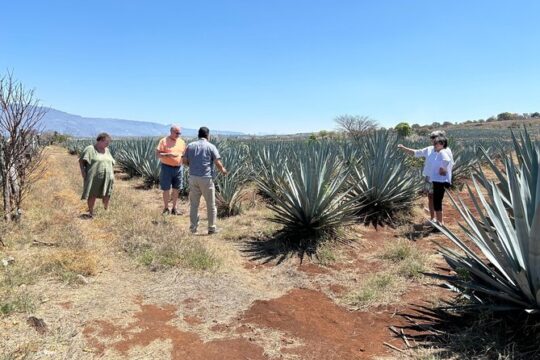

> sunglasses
[174,131,181,135]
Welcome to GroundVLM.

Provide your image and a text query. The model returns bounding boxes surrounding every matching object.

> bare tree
[334,115,378,140]
[0,72,47,221]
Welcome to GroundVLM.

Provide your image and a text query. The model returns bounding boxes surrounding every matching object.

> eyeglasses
[174,132,181,135]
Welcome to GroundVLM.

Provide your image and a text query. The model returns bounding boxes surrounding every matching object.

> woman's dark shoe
[171,208,183,215]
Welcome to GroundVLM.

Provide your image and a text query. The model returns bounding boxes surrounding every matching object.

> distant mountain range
[39,108,244,137]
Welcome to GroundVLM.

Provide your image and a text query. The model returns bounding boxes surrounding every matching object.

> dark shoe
[171,208,183,215]
[162,208,170,215]
[80,212,94,219]
[208,228,220,235]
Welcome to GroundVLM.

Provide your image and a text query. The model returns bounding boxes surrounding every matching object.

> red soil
[241,288,405,359]
[82,185,473,359]
[83,301,265,359]
[183,315,204,325]
[297,262,330,275]
[210,323,231,333]
[83,289,411,359]
[328,284,347,295]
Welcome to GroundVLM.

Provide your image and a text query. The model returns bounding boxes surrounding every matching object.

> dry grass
[0,289,35,316]
[7,147,225,276]
[135,240,221,271]
[37,249,98,283]
[345,237,433,309]
[1,145,525,359]
[347,272,407,309]
[377,349,448,360]
[0,340,40,360]
[0,148,96,273]
[1,262,38,289]
[315,241,338,266]
[379,239,431,280]
[0,149,96,326]
[219,204,280,242]
[107,185,222,272]
[0,260,38,316]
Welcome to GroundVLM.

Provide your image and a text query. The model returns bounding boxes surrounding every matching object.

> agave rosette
[436,128,540,312]
[350,130,421,225]
[255,144,360,237]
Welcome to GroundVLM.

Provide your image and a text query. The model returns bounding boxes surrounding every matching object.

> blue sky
[1,0,539,134]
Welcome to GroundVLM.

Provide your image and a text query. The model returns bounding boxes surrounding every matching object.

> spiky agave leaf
[139,158,161,186]
[216,166,249,217]
[215,144,252,217]
[435,130,540,312]
[252,143,291,203]
[179,165,190,197]
[65,139,92,155]
[475,127,538,211]
[451,145,479,187]
[113,138,165,187]
[255,145,360,240]
[350,130,421,226]
[114,138,158,178]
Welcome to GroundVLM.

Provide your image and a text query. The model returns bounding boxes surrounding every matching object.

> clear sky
[1,0,539,134]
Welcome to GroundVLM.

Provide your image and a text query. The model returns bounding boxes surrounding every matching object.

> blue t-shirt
[183,138,221,178]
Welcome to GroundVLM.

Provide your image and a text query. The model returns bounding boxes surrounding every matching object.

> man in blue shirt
[182,127,227,234]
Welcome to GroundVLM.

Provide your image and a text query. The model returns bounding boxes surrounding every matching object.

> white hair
[430,130,445,137]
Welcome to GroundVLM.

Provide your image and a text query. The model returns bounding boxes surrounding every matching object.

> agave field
[66,130,514,237]
[21,126,540,358]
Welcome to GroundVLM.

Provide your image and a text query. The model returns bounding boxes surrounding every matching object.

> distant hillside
[39,108,244,137]
[450,118,540,130]
[419,118,540,138]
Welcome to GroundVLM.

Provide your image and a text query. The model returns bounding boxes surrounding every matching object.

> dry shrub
[38,250,97,282]
[0,290,35,316]
[1,263,37,316]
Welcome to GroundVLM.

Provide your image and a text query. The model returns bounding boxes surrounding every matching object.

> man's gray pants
[188,175,217,232]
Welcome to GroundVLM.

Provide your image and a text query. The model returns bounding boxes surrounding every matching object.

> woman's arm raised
[397,144,417,156]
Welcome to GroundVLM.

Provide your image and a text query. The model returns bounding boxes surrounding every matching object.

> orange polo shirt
[156,136,186,167]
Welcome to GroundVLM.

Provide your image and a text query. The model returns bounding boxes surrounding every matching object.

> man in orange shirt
[155,125,186,215]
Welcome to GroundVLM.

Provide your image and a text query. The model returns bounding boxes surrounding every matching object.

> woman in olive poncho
[79,133,115,217]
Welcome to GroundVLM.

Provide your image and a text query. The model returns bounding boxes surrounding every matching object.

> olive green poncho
[80,145,115,199]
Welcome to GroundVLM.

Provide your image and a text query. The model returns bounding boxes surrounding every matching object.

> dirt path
[1,146,461,359]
